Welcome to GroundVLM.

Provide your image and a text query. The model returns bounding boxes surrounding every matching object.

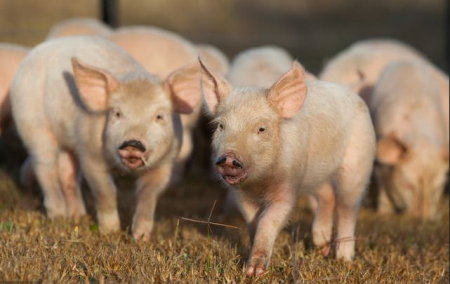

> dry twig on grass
[180,200,240,233]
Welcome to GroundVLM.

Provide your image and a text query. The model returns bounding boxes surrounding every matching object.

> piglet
[199,60,375,276]
[10,36,200,240]
[371,61,449,219]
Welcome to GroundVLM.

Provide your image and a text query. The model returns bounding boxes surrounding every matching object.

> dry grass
[0,169,448,283]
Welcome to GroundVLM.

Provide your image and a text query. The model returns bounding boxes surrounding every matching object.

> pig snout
[118,139,147,169]
[215,152,248,185]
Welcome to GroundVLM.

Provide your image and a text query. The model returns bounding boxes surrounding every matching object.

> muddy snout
[215,152,248,185]
[118,139,147,169]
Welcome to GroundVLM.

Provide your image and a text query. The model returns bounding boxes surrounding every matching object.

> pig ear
[199,58,232,115]
[268,61,308,118]
[164,63,202,114]
[72,57,119,112]
[376,134,408,165]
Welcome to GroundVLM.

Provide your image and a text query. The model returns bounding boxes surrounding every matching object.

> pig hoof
[132,230,151,242]
[132,220,153,242]
[246,253,268,277]
[321,244,331,256]
[98,212,120,234]
[46,206,67,219]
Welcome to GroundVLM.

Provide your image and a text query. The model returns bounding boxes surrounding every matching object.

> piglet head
[200,59,308,187]
[72,57,201,173]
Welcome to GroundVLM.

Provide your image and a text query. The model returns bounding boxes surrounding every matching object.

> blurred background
[0,0,447,74]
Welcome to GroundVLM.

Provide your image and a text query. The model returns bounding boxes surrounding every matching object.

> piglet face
[200,59,308,187]
[376,136,449,219]
[72,57,201,173]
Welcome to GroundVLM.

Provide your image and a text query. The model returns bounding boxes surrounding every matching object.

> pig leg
[58,151,86,219]
[132,164,172,241]
[80,155,120,233]
[19,156,36,193]
[311,183,335,256]
[25,128,68,218]
[334,136,373,261]
[234,192,260,243]
[246,187,295,277]
[377,186,395,214]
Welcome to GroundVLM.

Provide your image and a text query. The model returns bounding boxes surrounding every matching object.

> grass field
[0,168,448,283]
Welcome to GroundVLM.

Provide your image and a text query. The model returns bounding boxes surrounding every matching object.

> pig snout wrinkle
[119,140,146,152]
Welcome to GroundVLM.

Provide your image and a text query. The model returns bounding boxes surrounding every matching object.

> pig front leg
[245,189,295,277]
[80,155,120,233]
[132,164,172,241]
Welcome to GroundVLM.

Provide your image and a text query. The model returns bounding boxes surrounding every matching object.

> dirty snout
[215,152,248,185]
[118,139,147,170]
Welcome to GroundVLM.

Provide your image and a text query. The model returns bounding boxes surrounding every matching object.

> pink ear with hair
[267,61,308,118]
[165,63,202,114]
[72,57,119,111]
[376,134,408,165]
[199,59,232,115]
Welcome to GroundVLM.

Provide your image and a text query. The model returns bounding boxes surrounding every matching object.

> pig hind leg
[311,183,335,256]
[58,151,86,219]
[333,109,374,261]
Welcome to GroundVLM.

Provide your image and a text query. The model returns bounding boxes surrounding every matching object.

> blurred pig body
[46,18,112,40]
[196,44,230,76]
[228,46,295,88]
[319,39,449,134]
[0,43,29,134]
[371,61,449,219]
[11,36,200,239]
[200,61,375,276]
[109,26,202,184]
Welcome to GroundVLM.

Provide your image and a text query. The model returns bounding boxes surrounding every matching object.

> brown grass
[0,169,448,283]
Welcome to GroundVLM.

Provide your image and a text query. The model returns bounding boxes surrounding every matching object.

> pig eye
[258,127,266,134]
[111,108,122,118]
[218,123,224,130]
[156,114,164,121]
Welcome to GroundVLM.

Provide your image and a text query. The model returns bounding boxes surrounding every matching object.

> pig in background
[10,36,200,240]
[198,59,375,276]
[319,38,449,133]
[0,43,30,135]
[0,43,30,179]
[371,61,449,220]
[46,17,113,40]
[196,44,230,76]
[228,45,316,88]
[320,38,450,217]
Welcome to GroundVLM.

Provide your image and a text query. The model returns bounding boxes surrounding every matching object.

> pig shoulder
[280,80,367,190]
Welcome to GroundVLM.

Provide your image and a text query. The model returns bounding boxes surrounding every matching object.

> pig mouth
[216,166,248,185]
[118,147,147,170]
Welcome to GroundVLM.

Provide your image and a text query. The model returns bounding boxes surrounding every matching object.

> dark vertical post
[101,0,119,28]
[446,0,449,72]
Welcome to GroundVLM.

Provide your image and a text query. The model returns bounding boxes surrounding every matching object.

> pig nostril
[119,140,146,152]
[232,160,242,168]
[215,156,227,165]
